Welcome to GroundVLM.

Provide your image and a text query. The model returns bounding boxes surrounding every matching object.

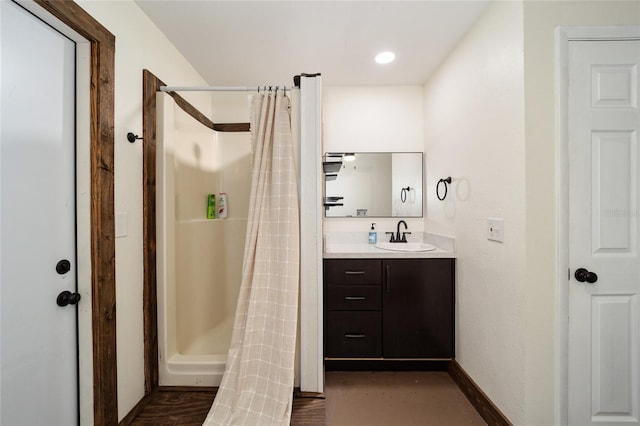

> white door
[0,1,79,424]
[569,39,640,426]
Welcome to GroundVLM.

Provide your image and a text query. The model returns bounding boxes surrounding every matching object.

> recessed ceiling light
[375,51,395,65]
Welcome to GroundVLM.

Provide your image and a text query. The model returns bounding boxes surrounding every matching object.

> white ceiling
[135,1,489,87]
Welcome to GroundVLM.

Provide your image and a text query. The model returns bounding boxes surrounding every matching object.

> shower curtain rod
[160,85,295,92]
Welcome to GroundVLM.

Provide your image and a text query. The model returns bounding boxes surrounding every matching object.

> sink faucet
[393,220,410,243]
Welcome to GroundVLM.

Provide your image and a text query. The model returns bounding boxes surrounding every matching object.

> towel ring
[127,132,142,143]
[436,177,452,201]
[400,186,411,203]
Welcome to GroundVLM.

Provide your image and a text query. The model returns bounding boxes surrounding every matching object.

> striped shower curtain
[203,90,300,425]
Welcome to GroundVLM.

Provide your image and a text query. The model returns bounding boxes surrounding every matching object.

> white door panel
[1,1,78,424]
[569,39,640,426]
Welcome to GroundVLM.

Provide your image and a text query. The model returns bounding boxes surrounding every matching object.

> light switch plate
[487,218,504,242]
[116,212,128,238]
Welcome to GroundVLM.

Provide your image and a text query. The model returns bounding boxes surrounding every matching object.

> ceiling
[135,1,489,87]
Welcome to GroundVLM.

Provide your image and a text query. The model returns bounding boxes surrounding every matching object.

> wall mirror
[323,152,423,218]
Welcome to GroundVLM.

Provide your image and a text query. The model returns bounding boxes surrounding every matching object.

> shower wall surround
[173,117,250,355]
[157,92,251,386]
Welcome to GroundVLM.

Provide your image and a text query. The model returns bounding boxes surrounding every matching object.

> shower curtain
[203,90,300,425]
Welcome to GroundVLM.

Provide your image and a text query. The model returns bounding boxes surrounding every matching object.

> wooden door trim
[142,69,162,393]
[33,1,117,424]
[141,69,251,394]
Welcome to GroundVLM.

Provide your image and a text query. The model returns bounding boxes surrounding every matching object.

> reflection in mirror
[324,152,423,218]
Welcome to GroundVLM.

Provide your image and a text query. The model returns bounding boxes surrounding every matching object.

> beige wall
[523,2,640,424]
[423,1,640,423]
[423,2,526,423]
[76,0,211,420]
[322,86,426,235]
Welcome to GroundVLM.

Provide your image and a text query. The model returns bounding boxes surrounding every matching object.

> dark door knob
[574,268,598,284]
[56,290,81,307]
[56,259,71,275]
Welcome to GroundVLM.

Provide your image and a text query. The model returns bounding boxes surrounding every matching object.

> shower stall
[153,76,324,392]
[156,91,252,386]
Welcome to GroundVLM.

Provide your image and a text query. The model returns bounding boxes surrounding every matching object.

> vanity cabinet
[323,258,455,361]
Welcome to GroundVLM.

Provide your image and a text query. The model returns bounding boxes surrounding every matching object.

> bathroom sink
[375,242,437,252]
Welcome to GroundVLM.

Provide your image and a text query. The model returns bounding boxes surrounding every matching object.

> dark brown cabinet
[324,259,382,358]
[324,258,455,361]
[382,258,454,358]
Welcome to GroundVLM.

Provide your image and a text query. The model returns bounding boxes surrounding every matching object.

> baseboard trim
[448,360,512,426]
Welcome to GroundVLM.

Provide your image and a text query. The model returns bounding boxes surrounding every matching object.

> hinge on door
[568,268,571,280]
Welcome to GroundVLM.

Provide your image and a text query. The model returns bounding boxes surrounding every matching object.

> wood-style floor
[127,388,216,425]
[126,387,325,425]
[325,371,485,426]
[125,371,485,425]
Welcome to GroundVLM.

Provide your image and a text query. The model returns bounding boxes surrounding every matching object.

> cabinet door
[382,259,454,358]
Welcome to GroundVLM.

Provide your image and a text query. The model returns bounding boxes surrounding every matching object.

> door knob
[56,290,81,307]
[574,268,598,284]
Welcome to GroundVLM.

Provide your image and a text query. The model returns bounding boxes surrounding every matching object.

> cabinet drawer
[324,259,381,285]
[325,311,381,358]
[326,285,381,310]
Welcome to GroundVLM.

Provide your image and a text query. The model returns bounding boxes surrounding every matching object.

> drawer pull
[344,333,366,338]
[344,296,366,301]
[386,264,391,293]
[344,270,366,275]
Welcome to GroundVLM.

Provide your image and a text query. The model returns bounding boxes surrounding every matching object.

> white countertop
[323,242,456,259]
[322,244,456,259]
[323,231,456,259]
